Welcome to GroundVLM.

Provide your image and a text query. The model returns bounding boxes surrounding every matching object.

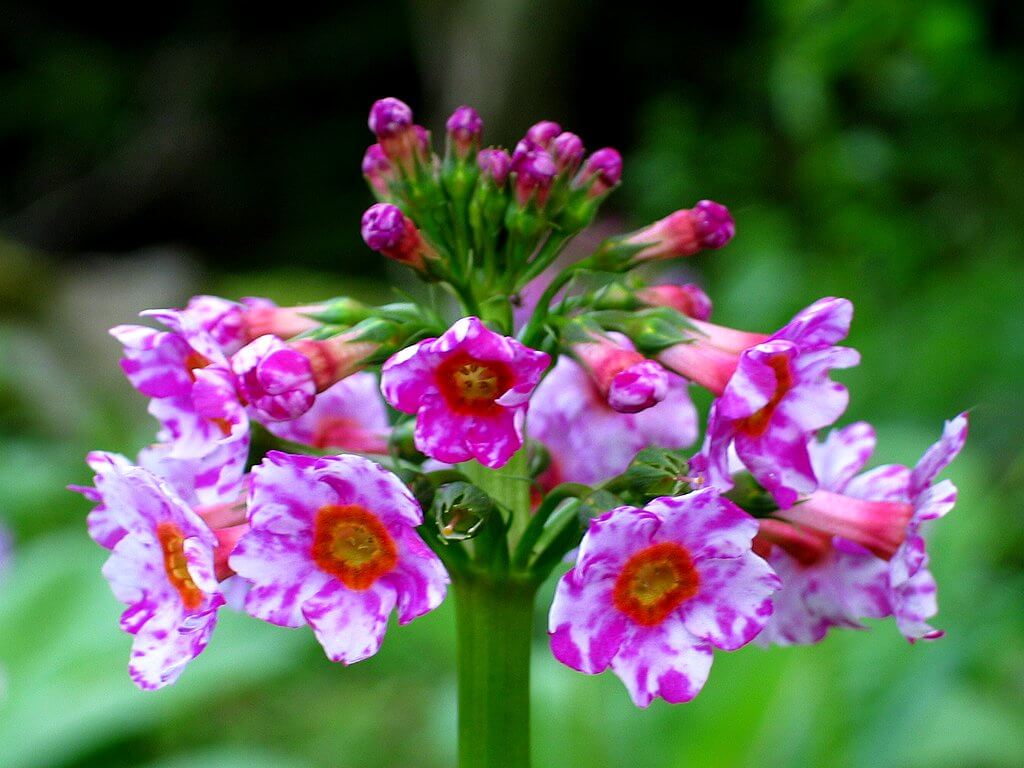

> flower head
[528,357,697,487]
[229,452,448,663]
[549,490,779,706]
[684,297,860,507]
[753,423,889,646]
[381,317,549,468]
[771,413,968,641]
[85,458,226,689]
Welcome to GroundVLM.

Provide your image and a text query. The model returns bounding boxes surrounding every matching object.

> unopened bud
[446,105,483,158]
[360,203,438,271]
[525,120,562,148]
[636,283,713,320]
[478,148,512,186]
[575,148,622,198]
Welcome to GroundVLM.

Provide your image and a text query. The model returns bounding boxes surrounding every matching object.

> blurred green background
[2,1,1023,766]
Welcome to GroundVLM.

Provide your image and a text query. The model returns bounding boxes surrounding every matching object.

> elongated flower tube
[549,490,779,706]
[361,203,439,272]
[589,202,734,272]
[381,317,549,468]
[229,452,448,663]
[528,356,697,487]
[637,283,713,321]
[570,330,669,414]
[239,298,324,341]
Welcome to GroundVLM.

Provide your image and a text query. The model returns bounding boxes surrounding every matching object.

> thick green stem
[460,449,532,547]
[454,574,537,768]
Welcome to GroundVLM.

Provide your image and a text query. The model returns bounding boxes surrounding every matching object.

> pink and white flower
[753,423,889,646]
[263,372,390,453]
[380,317,550,468]
[112,309,251,470]
[674,297,859,507]
[529,356,697,487]
[549,490,779,706]
[77,457,229,690]
[774,412,968,641]
[228,452,448,663]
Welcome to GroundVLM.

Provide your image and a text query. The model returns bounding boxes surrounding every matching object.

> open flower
[753,423,889,646]
[549,490,779,706]
[679,297,859,507]
[263,372,390,453]
[529,356,696,487]
[78,458,227,689]
[112,310,251,469]
[773,412,968,641]
[229,452,448,663]
[381,317,549,468]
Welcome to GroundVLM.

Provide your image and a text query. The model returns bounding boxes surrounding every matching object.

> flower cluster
[73,96,965,716]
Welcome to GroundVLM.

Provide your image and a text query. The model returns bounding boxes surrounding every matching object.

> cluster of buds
[74,96,966,720]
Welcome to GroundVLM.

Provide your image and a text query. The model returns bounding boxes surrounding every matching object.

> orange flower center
[613,541,700,626]
[738,353,793,437]
[310,504,397,590]
[157,522,204,610]
[436,353,513,415]
[184,350,212,381]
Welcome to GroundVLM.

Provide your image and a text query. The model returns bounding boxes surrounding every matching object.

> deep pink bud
[637,283,713,320]
[360,203,436,271]
[692,200,735,249]
[552,131,585,174]
[623,201,733,263]
[446,105,483,157]
[478,148,512,186]
[413,125,432,155]
[525,120,562,148]
[362,144,395,197]
[607,359,669,414]
[513,147,556,207]
[361,203,406,252]
[576,148,622,197]
[368,97,413,138]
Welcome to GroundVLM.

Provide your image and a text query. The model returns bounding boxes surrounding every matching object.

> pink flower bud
[692,200,735,249]
[624,201,734,263]
[368,97,413,138]
[361,144,395,197]
[525,120,562,148]
[575,148,622,197]
[478,148,512,186]
[446,105,483,157]
[552,131,585,174]
[607,360,669,413]
[513,147,556,207]
[637,283,713,320]
[232,335,316,422]
[360,203,437,271]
